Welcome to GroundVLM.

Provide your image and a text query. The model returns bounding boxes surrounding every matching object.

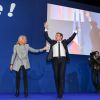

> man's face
[55,34,63,41]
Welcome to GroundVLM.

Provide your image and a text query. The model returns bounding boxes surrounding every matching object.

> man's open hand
[44,21,48,29]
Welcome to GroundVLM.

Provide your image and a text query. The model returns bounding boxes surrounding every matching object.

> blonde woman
[10,35,47,97]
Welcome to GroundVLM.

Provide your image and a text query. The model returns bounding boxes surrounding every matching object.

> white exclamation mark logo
[0,5,3,15]
[8,3,16,17]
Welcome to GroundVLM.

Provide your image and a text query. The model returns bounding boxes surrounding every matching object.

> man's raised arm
[66,26,78,44]
[44,21,53,44]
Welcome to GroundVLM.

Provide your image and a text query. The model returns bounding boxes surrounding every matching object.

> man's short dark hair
[56,32,63,37]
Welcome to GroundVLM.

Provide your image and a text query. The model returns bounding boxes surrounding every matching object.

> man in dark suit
[44,22,78,99]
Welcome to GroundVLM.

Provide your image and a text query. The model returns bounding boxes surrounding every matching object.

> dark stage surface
[0,94,100,100]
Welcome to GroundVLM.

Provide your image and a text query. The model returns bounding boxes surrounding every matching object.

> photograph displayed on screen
[47,4,100,55]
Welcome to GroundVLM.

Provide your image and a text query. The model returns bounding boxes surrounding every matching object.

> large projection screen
[47,4,100,55]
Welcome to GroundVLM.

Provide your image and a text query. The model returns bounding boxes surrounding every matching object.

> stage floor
[0,94,100,100]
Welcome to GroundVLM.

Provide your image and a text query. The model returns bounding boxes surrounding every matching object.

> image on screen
[47,4,100,55]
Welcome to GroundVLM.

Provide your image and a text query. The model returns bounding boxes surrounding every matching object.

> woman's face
[19,36,27,45]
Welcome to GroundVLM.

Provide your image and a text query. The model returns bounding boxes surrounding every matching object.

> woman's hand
[40,46,49,51]
[10,64,13,71]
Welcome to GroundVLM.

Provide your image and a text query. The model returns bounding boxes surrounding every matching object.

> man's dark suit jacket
[44,31,77,61]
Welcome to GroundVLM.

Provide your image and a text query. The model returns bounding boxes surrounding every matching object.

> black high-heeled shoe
[24,91,28,97]
[15,90,19,97]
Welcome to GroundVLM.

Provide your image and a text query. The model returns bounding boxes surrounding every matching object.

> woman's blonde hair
[17,35,27,44]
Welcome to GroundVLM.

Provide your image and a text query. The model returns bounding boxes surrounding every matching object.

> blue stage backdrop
[0,0,98,93]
